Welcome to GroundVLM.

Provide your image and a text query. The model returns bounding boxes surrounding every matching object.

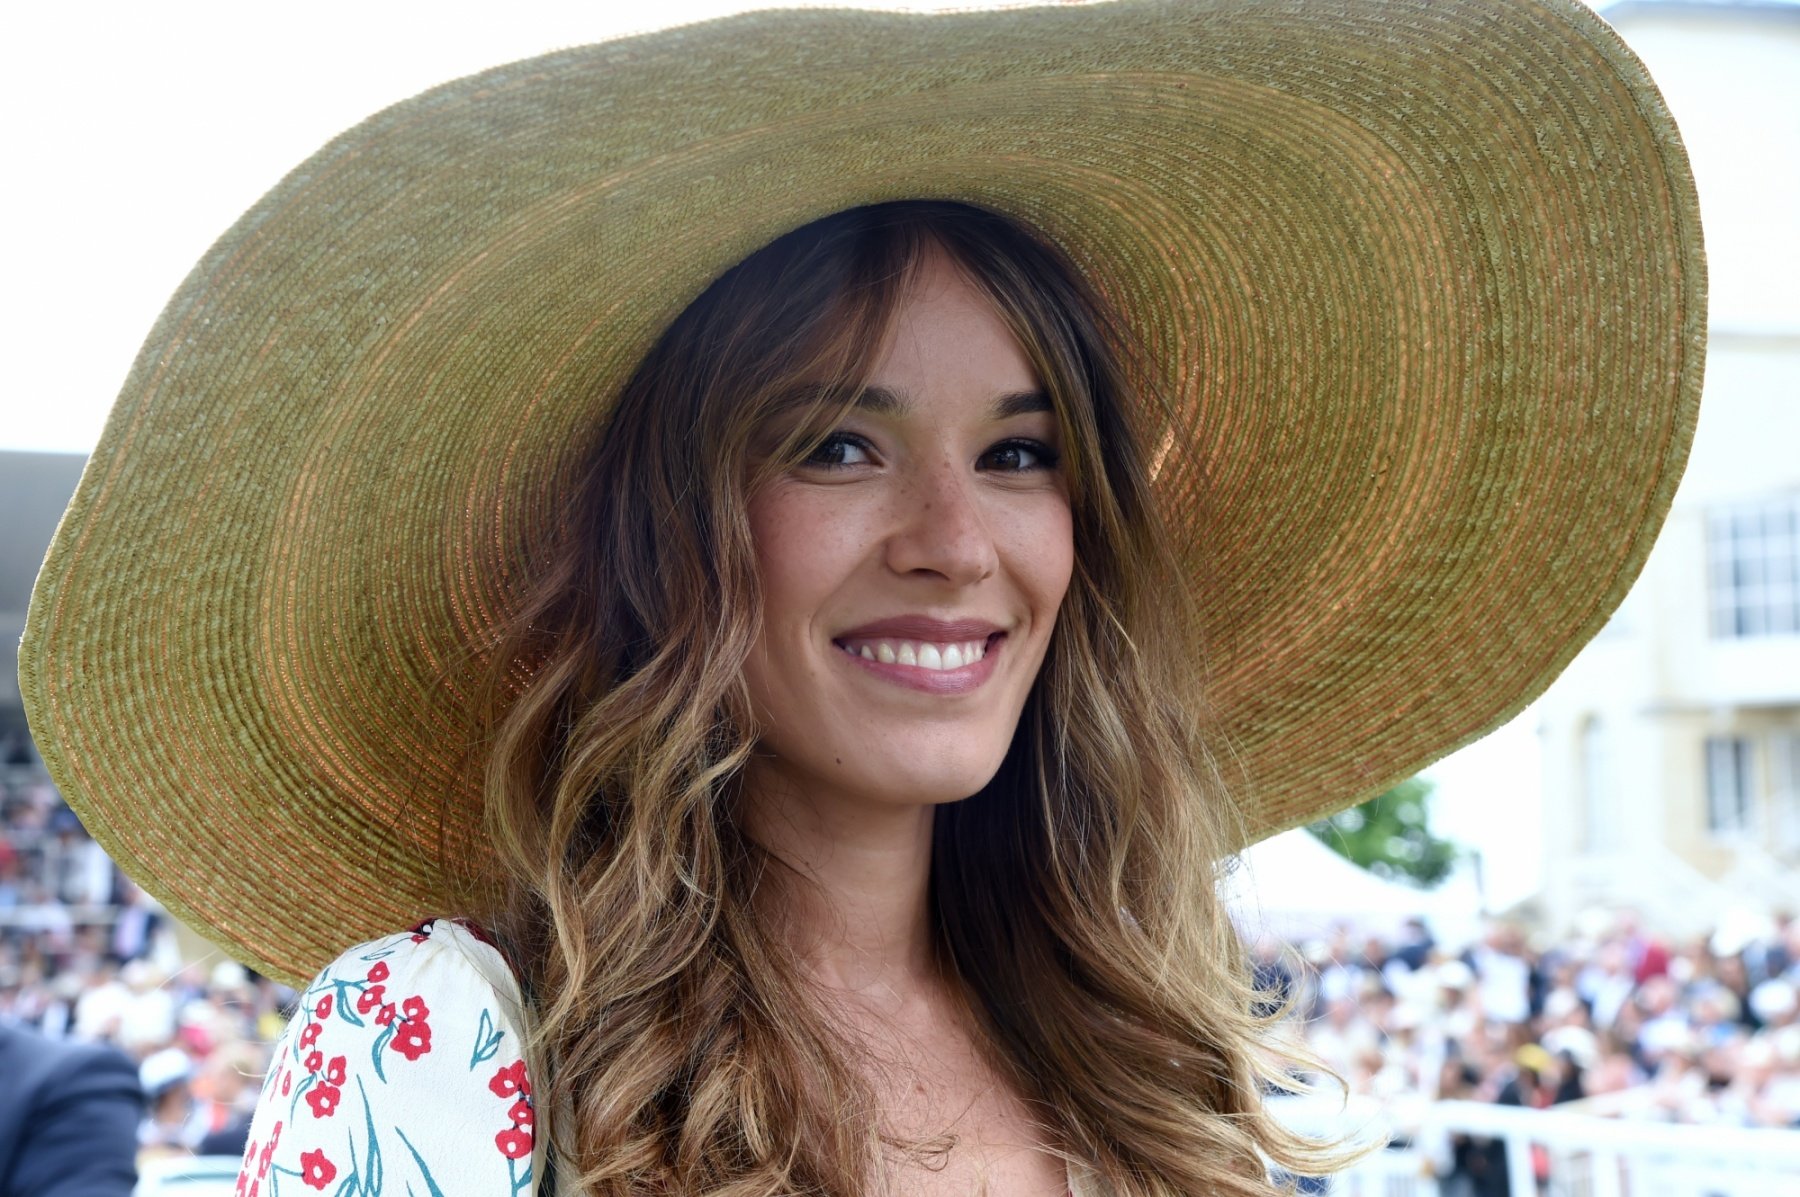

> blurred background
[2,1,1796,1193]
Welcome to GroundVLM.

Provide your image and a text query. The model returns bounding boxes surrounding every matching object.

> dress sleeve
[234,919,541,1197]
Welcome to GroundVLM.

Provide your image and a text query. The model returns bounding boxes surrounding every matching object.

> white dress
[235,920,541,1196]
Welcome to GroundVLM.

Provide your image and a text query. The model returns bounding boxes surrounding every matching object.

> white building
[1537,0,1800,934]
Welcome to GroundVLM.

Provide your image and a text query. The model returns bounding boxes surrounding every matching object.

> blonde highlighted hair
[465,201,1341,1195]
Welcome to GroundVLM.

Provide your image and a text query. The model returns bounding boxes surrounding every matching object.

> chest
[854,1014,1071,1197]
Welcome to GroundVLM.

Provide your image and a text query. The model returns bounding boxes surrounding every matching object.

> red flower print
[488,1060,531,1099]
[281,1072,292,1096]
[325,1056,347,1086]
[247,1181,259,1197]
[314,994,334,1020]
[299,1149,338,1190]
[495,1126,533,1160]
[367,960,390,983]
[303,1050,323,1074]
[376,1003,397,1026]
[356,983,387,1015]
[304,1082,342,1118]
[509,1099,534,1128]
[391,1020,433,1061]
[402,994,429,1021]
[298,1022,321,1048]
[255,1122,283,1178]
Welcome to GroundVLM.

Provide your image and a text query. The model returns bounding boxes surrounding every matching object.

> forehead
[858,248,1046,413]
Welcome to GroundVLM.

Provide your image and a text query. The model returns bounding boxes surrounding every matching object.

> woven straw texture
[21,0,1704,986]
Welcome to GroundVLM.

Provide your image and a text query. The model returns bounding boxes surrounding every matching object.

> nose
[883,453,999,586]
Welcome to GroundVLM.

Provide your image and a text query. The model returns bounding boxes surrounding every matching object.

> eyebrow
[854,384,1053,420]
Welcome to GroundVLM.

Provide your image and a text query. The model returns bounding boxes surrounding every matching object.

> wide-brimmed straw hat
[21,0,1704,986]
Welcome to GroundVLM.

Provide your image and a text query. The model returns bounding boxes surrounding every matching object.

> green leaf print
[370,1022,397,1084]
[289,1071,317,1123]
[470,1008,505,1069]
[358,1077,385,1195]
[394,1128,449,1197]
[333,979,368,1028]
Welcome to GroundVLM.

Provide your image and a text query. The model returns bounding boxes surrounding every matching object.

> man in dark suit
[0,1023,141,1197]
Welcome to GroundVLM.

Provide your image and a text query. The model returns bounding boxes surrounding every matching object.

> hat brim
[22,0,1703,986]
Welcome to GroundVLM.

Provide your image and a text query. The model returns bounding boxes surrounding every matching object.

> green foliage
[1306,776,1459,888]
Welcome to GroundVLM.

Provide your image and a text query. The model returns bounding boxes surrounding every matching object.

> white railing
[1270,1095,1800,1197]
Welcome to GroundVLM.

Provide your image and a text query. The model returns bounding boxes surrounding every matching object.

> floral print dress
[236,919,541,1197]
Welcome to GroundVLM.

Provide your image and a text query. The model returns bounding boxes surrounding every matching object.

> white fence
[1272,1096,1800,1197]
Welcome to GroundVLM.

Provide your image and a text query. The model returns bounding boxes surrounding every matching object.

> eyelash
[802,433,1061,473]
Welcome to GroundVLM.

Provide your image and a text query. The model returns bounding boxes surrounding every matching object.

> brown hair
[469,201,1341,1195]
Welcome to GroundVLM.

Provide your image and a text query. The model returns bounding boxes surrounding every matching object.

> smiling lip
[831,616,1008,696]
[834,616,1005,641]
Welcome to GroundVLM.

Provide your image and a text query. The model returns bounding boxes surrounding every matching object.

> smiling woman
[471,202,1269,1196]
[17,1,1704,1195]
[743,240,1074,808]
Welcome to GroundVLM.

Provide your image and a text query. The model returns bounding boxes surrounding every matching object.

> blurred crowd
[1,768,292,1165]
[8,762,1800,1180]
[1260,911,1800,1133]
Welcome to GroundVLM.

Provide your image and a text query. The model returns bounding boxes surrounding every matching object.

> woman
[19,1,1703,1194]
[466,200,1287,1195]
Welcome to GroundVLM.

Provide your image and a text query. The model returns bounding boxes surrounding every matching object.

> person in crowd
[188,1040,265,1158]
[136,1045,199,1156]
[0,1022,141,1196]
[1392,918,1437,974]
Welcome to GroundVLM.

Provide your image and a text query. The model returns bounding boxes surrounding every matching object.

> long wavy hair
[467,200,1340,1195]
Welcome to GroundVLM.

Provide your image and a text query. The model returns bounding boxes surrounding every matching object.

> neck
[740,757,942,1011]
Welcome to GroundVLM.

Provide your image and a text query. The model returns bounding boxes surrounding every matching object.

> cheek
[745,486,854,631]
[1003,499,1077,623]
[741,485,868,719]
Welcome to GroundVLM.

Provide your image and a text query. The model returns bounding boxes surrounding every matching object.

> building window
[1775,731,1800,854]
[1708,496,1800,638]
[1705,736,1754,835]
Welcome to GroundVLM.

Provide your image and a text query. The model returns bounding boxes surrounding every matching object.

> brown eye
[980,439,1058,472]
[802,432,872,469]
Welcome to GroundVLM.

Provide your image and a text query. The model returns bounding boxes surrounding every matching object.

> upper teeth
[841,639,989,670]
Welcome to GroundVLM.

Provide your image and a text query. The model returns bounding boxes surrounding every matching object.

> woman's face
[743,246,1075,813]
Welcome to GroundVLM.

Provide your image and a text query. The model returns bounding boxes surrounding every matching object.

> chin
[912,766,1010,807]
[855,750,1010,809]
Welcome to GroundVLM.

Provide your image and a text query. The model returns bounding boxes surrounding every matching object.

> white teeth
[843,637,995,671]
